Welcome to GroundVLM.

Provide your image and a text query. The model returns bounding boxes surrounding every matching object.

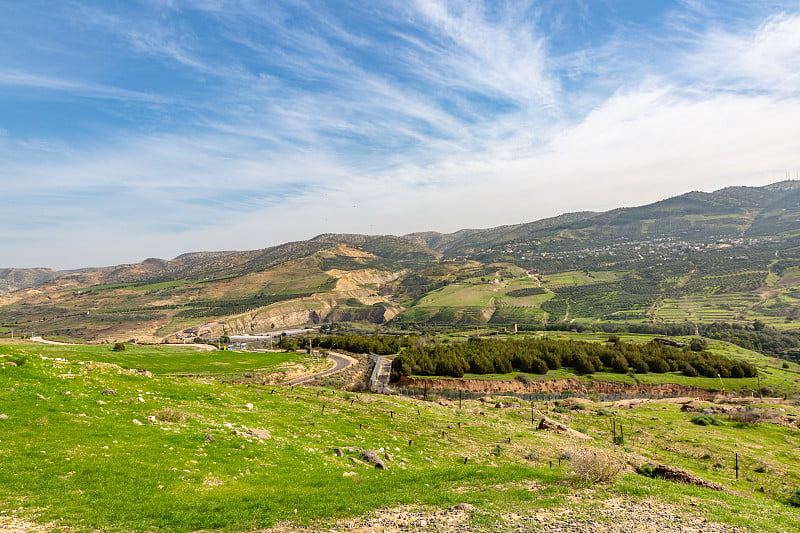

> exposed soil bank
[397,376,718,399]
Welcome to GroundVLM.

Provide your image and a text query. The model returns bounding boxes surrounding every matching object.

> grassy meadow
[2,341,800,532]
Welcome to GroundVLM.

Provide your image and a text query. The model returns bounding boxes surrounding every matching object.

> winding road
[282,351,357,386]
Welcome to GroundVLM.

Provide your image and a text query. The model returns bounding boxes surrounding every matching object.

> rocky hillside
[2,180,800,341]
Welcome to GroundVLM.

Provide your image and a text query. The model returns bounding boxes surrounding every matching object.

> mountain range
[2,180,800,342]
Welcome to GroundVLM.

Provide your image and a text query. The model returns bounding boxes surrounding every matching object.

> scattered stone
[4,361,17,367]
[450,503,475,512]
[244,403,254,410]
[60,391,72,396]
[333,448,344,457]
[361,450,388,469]
[205,433,215,442]
[137,396,145,403]
[349,457,367,466]
[244,427,271,439]
[6,387,14,391]
[0,414,8,420]
[537,416,593,441]
[342,471,358,477]
[384,452,393,462]
[510,402,521,408]
[223,422,234,428]
[96,400,107,405]
[494,402,505,409]
[132,419,142,425]
[101,389,117,395]
[36,394,47,400]
[136,369,153,377]
[438,400,451,406]
[147,415,157,423]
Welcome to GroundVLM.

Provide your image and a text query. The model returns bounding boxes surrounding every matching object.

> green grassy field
[542,270,626,288]
[2,342,800,531]
[0,343,309,376]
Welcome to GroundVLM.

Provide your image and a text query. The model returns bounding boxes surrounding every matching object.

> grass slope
[1,342,800,532]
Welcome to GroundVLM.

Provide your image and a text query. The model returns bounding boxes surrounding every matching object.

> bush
[514,373,534,385]
[153,408,188,423]
[789,489,800,507]
[690,415,723,426]
[638,463,657,478]
[112,343,126,352]
[728,408,771,426]
[568,447,623,484]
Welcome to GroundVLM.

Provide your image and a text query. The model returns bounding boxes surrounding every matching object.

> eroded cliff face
[397,376,715,398]
[162,293,403,342]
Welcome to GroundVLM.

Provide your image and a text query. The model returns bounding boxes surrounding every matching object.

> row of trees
[517,320,800,359]
[300,334,401,355]
[390,337,757,380]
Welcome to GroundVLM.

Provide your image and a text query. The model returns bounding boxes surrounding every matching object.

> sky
[1,0,800,269]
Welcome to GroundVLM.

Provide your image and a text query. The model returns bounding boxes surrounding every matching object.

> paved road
[282,351,357,386]
[369,355,393,393]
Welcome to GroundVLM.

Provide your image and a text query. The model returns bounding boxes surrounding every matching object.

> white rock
[244,403,254,410]
[132,419,142,425]
[0,414,8,420]
[147,416,157,423]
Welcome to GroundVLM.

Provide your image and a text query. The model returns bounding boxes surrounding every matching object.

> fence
[392,386,704,403]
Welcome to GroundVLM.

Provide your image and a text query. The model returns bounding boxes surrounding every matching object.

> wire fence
[392,386,715,403]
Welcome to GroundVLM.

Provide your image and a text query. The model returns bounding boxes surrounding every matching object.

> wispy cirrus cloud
[0,70,169,103]
[1,1,799,268]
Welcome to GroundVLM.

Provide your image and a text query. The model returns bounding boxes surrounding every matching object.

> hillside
[1,341,800,532]
[1,180,800,344]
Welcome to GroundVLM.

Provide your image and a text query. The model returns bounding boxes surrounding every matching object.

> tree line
[300,334,400,355]
[390,336,756,380]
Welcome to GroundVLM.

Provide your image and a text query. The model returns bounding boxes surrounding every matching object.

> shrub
[729,408,771,426]
[153,408,188,423]
[569,447,623,485]
[754,465,767,473]
[515,373,534,385]
[690,415,723,426]
[638,463,657,478]
[789,489,800,507]
[112,343,126,352]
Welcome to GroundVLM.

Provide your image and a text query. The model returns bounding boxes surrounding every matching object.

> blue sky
[1,0,799,269]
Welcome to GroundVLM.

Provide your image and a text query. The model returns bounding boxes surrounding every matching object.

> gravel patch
[265,498,749,533]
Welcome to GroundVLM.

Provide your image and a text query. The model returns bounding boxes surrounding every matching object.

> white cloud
[687,14,800,95]
[2,1,800,269]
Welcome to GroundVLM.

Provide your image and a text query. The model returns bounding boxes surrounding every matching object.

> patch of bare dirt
[398,376,716,399]
[261,497,746,532]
